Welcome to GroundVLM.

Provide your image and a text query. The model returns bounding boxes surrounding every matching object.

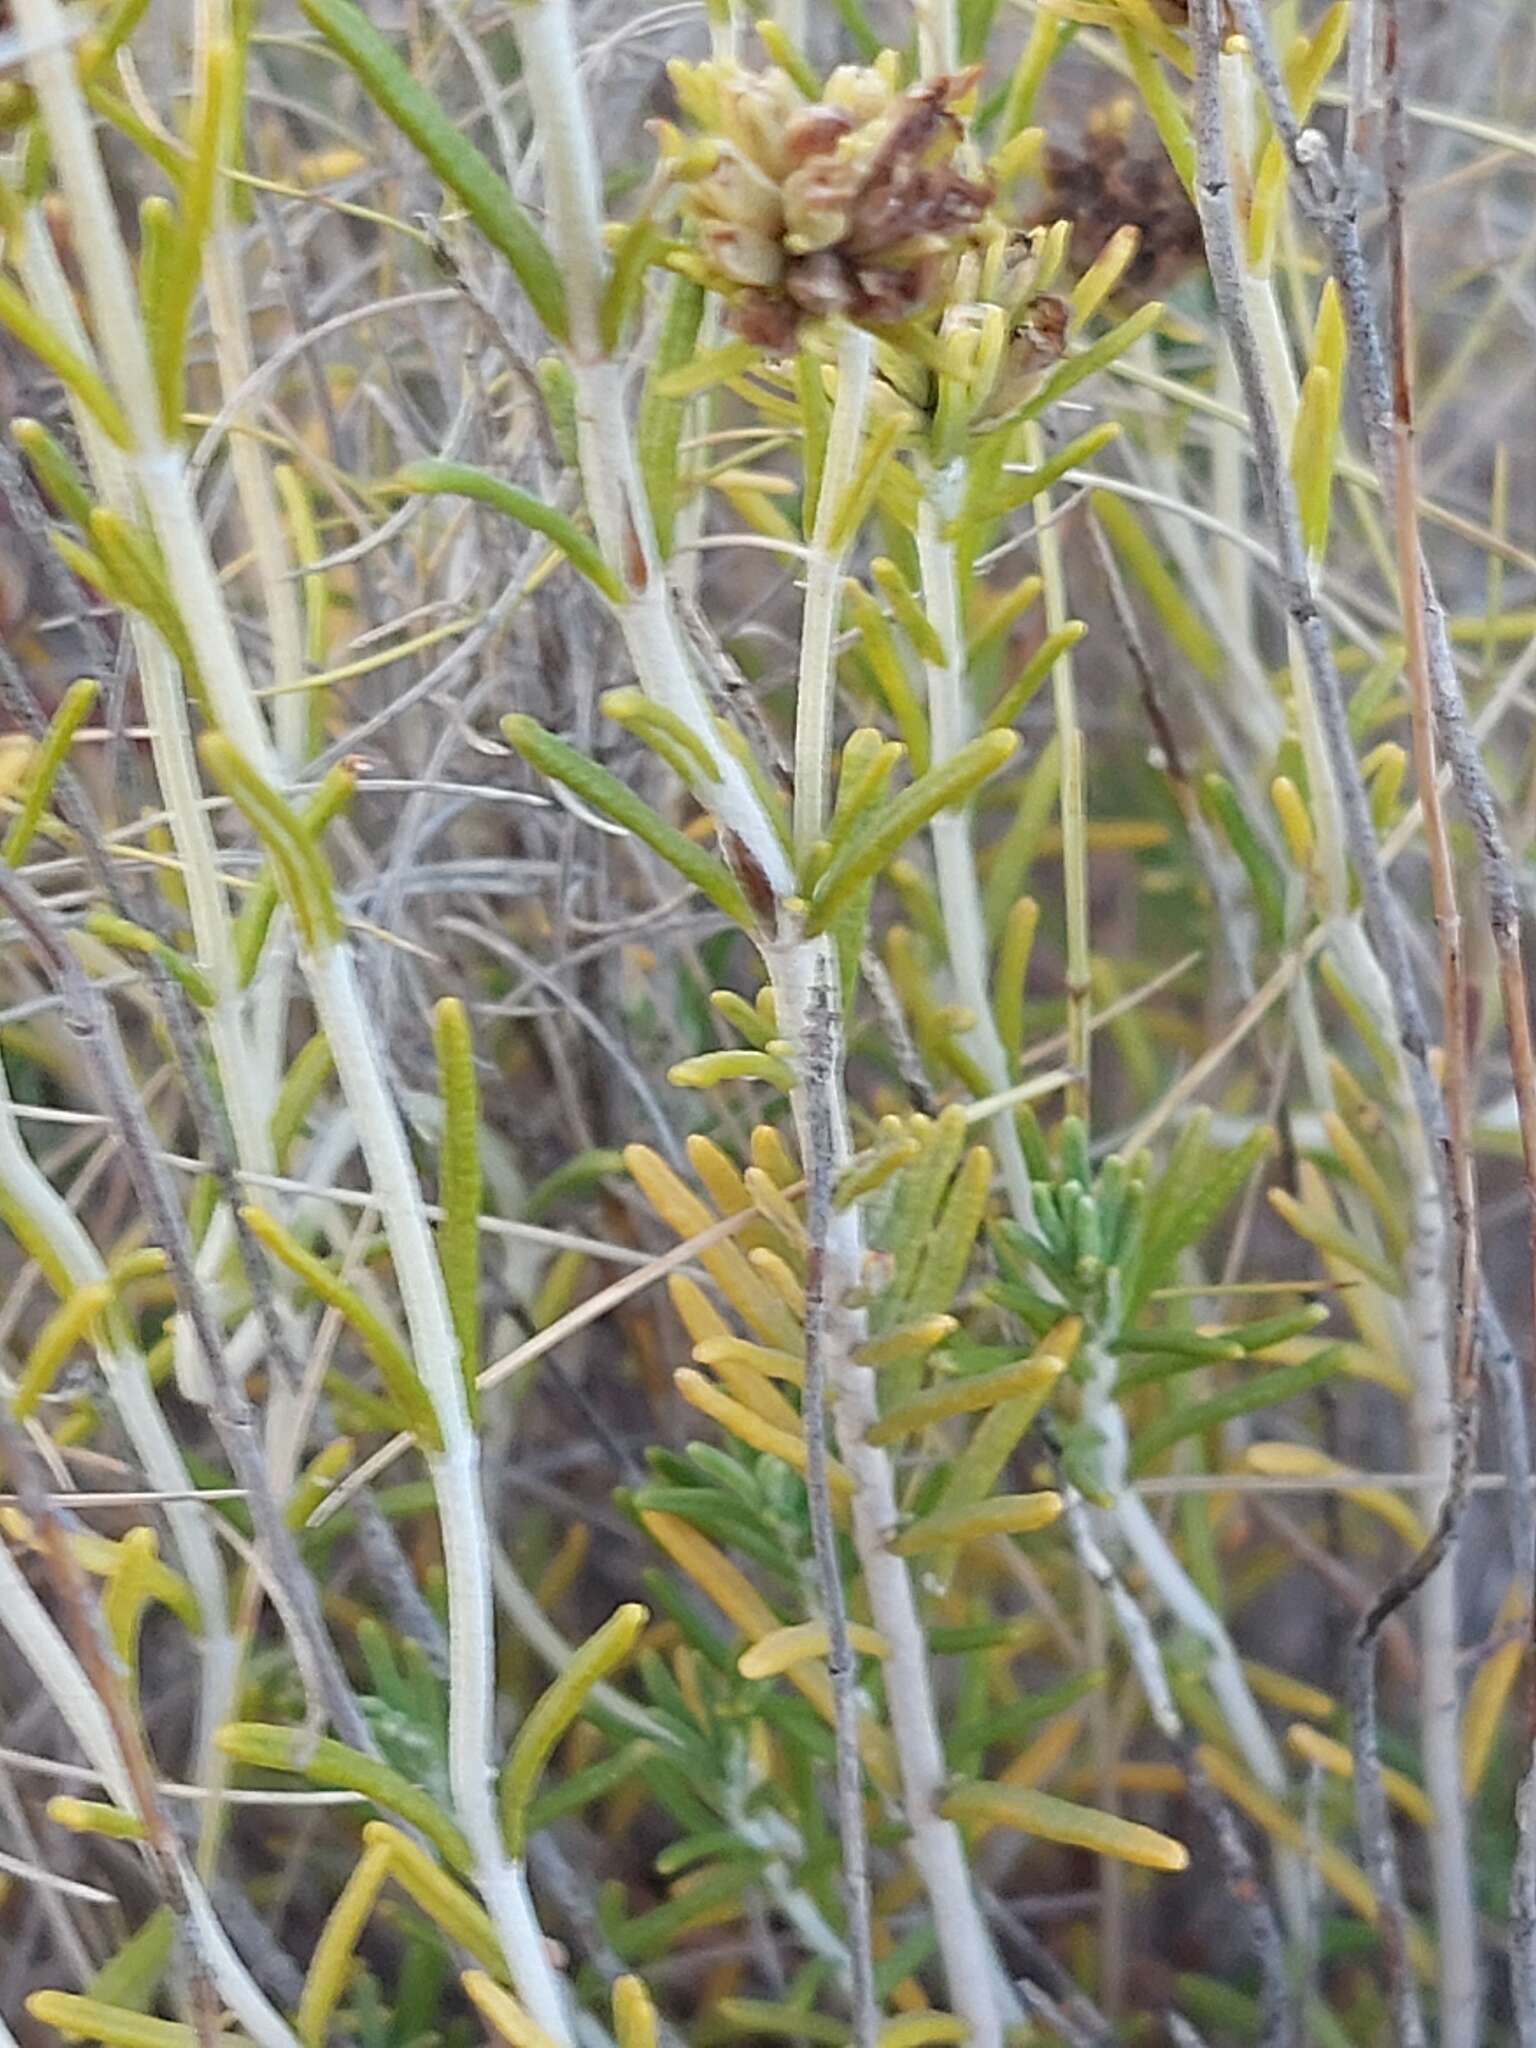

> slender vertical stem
[14,0,280,787]
[1219,11,1516,2034]
[304,945,573,2042]
[193,0,308,773]
[1185,7,1480,2026]
[914,464,1034,1220]
[913,0,956,74]
[1026,424,1091,1118]
[0,1058,236,1764]
[772,931,1010,2048]
[0,1536,296,2048]
[801,963,878,2048]
[1381,15,1480,2035]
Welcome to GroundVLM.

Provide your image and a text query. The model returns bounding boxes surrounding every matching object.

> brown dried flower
[663,59,993,346]
[1033,100,1203,305]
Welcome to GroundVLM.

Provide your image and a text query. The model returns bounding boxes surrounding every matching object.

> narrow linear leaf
[461,1975,564,2048]
[0,280,131,448]
[868,1354,1063,1446]
[807,731,1018,934]
[2,676,97,867]
[638,274,705,557]
[294,0,567,336]
[362,1823,501,1968]
[941,1779,1189,1871]
[886,1491,1062,1556]
[297,1839,393,2048]
[201,736,341,955]
[216,1724,470,1872]
[395,460,622,601]
[233,764,355,986]
[1127,1348,1346,1477]
[25,1996,201,2048]
[499,1604,648,1856]
[503,716,753,928]
[240,1205,442,1450]
[431,998,481,1417]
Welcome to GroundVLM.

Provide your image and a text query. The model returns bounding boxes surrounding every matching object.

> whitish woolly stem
[1403,1129,1476,2047]
[914,463,1034,1221]
[196,0,307,771]
[1225,11,1491,2030]
[0,1059,237,1766]
[304,945,572,2041]
[0,1535,295,2048]
[14,0,279,786]
[771,931,1011,2048]
[511,2,790,898]
[773,0,808,43]
[1025,424,1091,1118]
[13,203,258,1785]
[1075,1336,1308,1936]
[913,0,957,73]
[13,212,272,1182]
[795,327,873,860]
[801,962,878,2048]
[1060,1491,1296,2046]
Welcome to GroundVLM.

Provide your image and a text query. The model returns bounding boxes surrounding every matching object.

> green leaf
[500,1604,648,1856]
[13,416,96,529]
[611,1862,754,1964]
[869,1352,1062,1447]
[797,352,831,535]
[393,460,622,601]
[984,622,1088,734]
[1201,773,1287,944]
[294,0,567,337]
[3,676,99,867]
[1018,300,1164,426]
[432,998,481,1418]
[87,1910,175,2015]
[1127,1348,1346,1477]
[942,1778,1188,1871]
[807,731,1018,934]
[0,279,131,448]
[151,40,228,436]
[527,1740,657,1833]
[234,763,355,985]
[601,216,667,354]
[241,1204,443,1450]
[201,736,342,956]
[602,687,721,788]
[269,1037,334,1171]
[83,913,214,1009]
[1126,1124,1272,1316]
[971,421,1120,526]
[216,1723,470,1872]
[639,275,705,558]
[501,715,754,928]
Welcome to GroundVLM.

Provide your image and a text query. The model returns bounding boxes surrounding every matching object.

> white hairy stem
[305,944,574,2041]
[914,463,1035,1222]
[0,1538,295,2048]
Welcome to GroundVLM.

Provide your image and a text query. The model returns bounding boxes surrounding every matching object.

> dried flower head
[1033,101,1203,304]
[661,58,994,346]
